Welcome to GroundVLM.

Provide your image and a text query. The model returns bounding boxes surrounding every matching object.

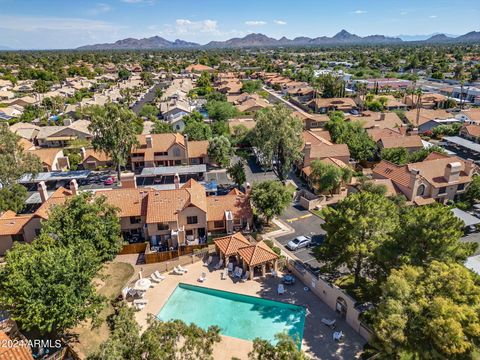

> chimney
[121,172,137,189]
[70,179,79,195]
[37,181,48,203]
[444,162,461,182]
[303,142,312,167]
[145,135,153,149]
[244,182,252,196]
[184,134,189,163]
[174,173,180,189]
[80,147,86,160]
[379,113,386,121]
[464,159,475,176]
[409,168,420,197]
[63,118,72,126]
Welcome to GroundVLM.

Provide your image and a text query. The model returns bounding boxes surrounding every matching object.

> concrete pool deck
[126,258,365,359]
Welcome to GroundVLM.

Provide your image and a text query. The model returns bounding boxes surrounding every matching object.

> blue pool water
[157,283,306,345]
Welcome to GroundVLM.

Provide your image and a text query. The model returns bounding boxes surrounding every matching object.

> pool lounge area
[157,283,306,345]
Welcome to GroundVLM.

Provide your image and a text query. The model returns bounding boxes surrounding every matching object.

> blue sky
[0,0,478,49]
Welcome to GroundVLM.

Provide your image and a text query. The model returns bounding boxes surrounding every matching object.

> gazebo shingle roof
[214,232,251,256]
[237,241,279,267]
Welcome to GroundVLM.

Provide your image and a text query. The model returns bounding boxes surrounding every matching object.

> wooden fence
[144,244,209,264]
[119,242,147,255]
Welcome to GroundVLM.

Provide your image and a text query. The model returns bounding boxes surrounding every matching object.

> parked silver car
[286,236,312,251]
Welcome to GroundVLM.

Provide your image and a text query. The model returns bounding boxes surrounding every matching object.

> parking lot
[276,203,325,274]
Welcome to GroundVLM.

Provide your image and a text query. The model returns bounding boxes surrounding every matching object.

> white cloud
[120,0,155,4]
[174,19,219,34]
[245,20,267,26]
[89,3,112,15]
[274,20,287,25]
[353,10,367,14]
[429,15,438,18]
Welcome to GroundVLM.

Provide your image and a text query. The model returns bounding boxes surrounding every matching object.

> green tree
[228,161,246,188]
[241,80,262,94]
[249,333,310,360]
[0,124,42,186]
[0,184,28,213]
[205,100,238,122]
[118,68,131,80]
[208,135,232,167]
[33,79,50,93]
[90,304,221,360]
[67,151,82,171]
[139,104,159,120]
[151,120,173,134]
[183,117,212,141]
[387,204,476,268]
[251,180,292,225]
[253,105,303,180]
[317,192,399,288]
[372,261,480,359]
[325,111,376,161]
[309,160,351,194]
[86,103,139,180]
[462,175,480,207]
[0,234,102,338]
[140,72,154,86]
[380,147,409,165]
[40,192,122,263]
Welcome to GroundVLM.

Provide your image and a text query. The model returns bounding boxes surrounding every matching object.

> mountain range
[73,29,479,50]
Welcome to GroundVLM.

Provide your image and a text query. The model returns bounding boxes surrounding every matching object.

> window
[157,223,169,231]
[12,234,25,242]
[417,184,426,196]
[234,218,241,225]
[173,147,181,157]
[213,220,224,228]
[457,183,465,191]
[34,228,41,236]
[438,187,447,195]
[186,229,194,236]
[130,216,141,224]
[187,216,198,224]
[154,152,168,157]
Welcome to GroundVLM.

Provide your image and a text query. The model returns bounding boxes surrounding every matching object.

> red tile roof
[237,241,279,266]
[214,232,251,256]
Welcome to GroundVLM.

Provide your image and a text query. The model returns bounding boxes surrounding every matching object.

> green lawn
[70,261,134,358]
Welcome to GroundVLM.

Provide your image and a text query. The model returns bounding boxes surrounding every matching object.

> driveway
[232,154,278,185]
[276,204,326,275]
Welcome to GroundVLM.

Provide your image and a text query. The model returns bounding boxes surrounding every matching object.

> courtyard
[122,257,365,360]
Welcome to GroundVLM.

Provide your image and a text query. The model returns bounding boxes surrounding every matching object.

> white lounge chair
[333,331,344,342]
[227,263,234,273]
[150,274,161,283]
[178,265,188,273]
[234,268,243,279]
[173,266,184,275]
[241,271,249,282]
[203,256,213,267]
[198,272,207,282]
[133,299,148,310]
[213,259,224,270]
[221,268,228,280]
[153,271,165,281]
[277,284,285,295]
[231,266,239,277]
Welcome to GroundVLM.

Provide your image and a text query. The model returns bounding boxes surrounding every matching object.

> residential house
[29,147,70,171]
[9,122,40,142]
[292,111,330,130]
[0,178,253,255]
[308,97,357,114]
[459,123,480,142]
[371,95,408,110]
[404,109,459,133]
[346,111,404,130]
[130,133,208,171]
[35,119,92,148]
[372,152,476,205]
[80,148,113,170]
[228,93,271,113]
[404,92,448,109]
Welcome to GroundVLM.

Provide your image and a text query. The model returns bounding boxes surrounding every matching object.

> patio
[128,258,365,359]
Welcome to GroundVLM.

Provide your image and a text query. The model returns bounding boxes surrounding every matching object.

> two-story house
[130,133,208,171]
[372,152,476,205]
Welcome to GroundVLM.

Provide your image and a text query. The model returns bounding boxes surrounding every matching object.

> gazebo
[214,232,251,266]
[214,233,279,280]
[237,241,279,280]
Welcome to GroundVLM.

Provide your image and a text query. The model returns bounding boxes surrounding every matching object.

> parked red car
[104,176,116,186]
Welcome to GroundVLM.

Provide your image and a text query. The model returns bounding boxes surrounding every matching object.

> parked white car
[286,236,312,251]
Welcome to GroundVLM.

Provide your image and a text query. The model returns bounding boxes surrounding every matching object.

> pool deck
[124,257,365,359]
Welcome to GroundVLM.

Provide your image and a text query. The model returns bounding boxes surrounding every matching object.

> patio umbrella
[134,278,151,292]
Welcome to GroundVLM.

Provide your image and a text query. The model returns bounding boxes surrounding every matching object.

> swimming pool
[157,283,306,345]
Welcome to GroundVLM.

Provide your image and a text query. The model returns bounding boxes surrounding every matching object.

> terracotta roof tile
[214,232,251,256]
[187,140,208,158]
[206,191,252,222]
[0,332,34,360]
[0,211,34,235]
[237,241,279,266]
